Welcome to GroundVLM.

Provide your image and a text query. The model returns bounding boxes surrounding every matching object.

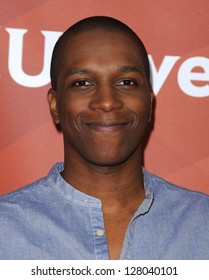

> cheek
[57,96,89,133]
[56,97,74,129]
[128,96,151,123]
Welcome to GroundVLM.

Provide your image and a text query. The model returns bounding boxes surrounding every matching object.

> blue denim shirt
[1,162,209,259]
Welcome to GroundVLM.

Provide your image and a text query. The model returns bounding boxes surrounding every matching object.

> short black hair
[50,16,150,90]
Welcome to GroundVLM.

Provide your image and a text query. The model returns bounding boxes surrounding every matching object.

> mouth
[85,121,129,132]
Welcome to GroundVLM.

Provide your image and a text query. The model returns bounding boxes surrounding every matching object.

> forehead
[61,30,145,70]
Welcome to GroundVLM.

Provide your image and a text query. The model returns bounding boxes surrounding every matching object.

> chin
[85,152,134,168]
[78,142,141,168]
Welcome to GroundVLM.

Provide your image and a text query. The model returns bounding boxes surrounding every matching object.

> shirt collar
[48,162,102,208]
[48,162,154,213]
[134,168,154,216]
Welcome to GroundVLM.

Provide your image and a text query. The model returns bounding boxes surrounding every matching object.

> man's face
[50,30,153,167]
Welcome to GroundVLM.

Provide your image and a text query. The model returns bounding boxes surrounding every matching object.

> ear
[47,88,60,125]
[148,88,154,122]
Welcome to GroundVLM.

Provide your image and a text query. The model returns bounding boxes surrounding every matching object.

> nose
[89,84,123,112]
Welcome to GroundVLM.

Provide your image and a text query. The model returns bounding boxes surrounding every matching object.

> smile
[85,122,129,132]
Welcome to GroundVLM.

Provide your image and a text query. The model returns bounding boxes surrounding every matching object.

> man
[0,16,209,260]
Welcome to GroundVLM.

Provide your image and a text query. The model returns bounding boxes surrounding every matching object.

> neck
[61,151,145,211]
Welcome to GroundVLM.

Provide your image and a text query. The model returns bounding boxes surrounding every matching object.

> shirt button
[96,229,104,236]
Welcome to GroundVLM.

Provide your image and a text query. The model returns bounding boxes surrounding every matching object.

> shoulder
[0,166,59,236]
[0,176,49,208]
[0,162,64,205]
[144,169,209,210]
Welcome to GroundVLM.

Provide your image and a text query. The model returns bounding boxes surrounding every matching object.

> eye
[72,80,93,87]
[116,79,137,87]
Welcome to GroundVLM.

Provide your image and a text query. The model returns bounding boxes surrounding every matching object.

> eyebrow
[118,65,142,74]
[65,65,143,79]
[65,68,91,78]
